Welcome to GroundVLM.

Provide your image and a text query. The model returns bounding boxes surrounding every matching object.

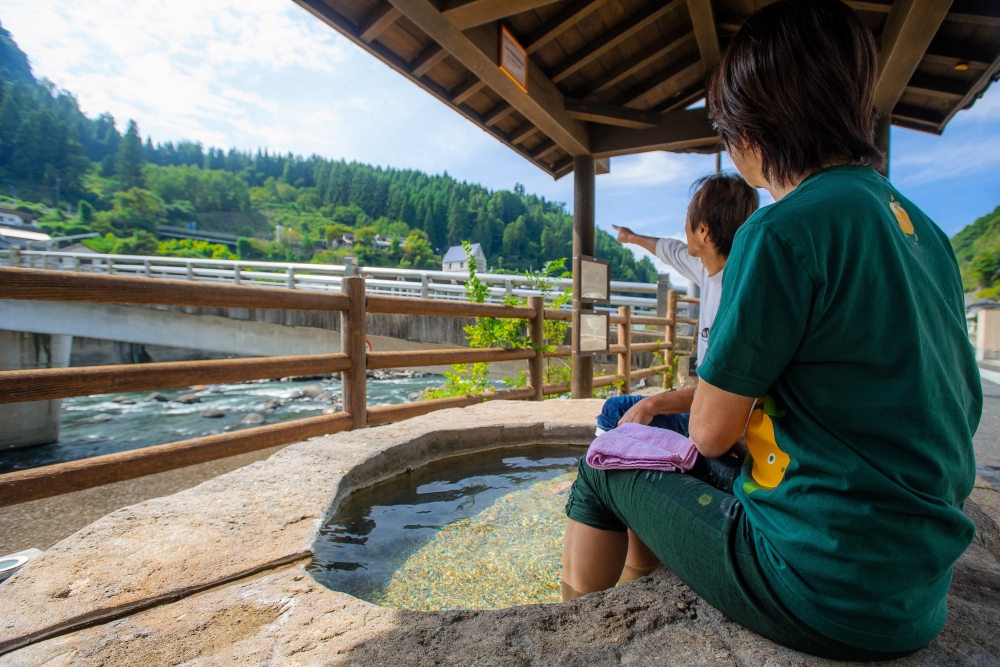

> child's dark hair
[707,0,885,186]
[687,174,759,257]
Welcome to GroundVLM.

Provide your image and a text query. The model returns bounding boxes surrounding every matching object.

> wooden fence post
[665,289,677,388]
[341,275,367,429]
[529,296,544,401]
[617,305,631,395]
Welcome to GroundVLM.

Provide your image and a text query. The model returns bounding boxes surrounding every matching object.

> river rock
[301,384,325,398]
[407,392,420,400]
[321,406,338,415]
[240,412,265,425]
[145,392,168,402]
[87,414,113,423]
[188,385,208,392]
[111,396,133,404]
[201,408,226,419]
[264,399,281,410]
[313,392,334,402]
[174,393,201,404]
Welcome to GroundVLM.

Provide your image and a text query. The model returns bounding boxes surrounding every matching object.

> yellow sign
[499,26,528,93]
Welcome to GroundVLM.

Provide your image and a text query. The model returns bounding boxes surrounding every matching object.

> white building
[442,243,486,273]
[0,207,37,227]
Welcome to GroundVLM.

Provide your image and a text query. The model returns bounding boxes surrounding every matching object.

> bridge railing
[0,266,696,508]
[0,248,670,312]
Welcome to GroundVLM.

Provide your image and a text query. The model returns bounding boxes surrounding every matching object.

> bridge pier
[0,330,72,450]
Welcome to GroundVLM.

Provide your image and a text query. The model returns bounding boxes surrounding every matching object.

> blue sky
[4,0,998,279]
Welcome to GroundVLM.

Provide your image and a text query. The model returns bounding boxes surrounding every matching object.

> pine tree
[446,196,468,246]
[116,119,145,188]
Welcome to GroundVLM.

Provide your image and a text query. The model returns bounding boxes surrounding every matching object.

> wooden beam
[368,348,535,369]
[451,78,487,104]
[565,98,660,128]
[891,102,947,126]
[387,1,591,155]
[0,413,354,507]
[525,0,612,54]
[0,267,351,311]
[293,0,562,177]
[484,102,516,126]
[657,82,706,112]
[510,123,538,144]
[904,73,968,100]
[923,51,990,71]
[442,0,563,31]
[940,49,1000,128]
[946,12,1000,27]
[590,108,718,158]
[359,2,402,43]
[875,0,954,113]
[686,0,720,70]
[618,54,704,108]
[844,0,892,12]
[0,354,352,404]
[583,30,696,97]
[531,139,560,160]
[550,0,686,84]
[411,43,449,77]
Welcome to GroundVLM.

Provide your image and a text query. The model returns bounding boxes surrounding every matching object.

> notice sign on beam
[499,26,528,93]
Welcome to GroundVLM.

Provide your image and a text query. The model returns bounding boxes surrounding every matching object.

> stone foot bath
[1,400,999,666]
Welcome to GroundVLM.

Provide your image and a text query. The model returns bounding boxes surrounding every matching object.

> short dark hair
[707,0,885,186]
[687,174,759,257]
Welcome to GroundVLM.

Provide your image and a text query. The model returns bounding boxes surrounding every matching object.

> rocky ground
[0,397,998,666]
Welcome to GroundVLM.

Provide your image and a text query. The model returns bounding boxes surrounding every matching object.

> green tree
[117,119,145,188]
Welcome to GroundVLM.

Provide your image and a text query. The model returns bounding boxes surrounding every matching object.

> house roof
[293,0,1000,179]
[442,243,482,263]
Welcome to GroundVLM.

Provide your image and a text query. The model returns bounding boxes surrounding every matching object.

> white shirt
[655,238,723,360]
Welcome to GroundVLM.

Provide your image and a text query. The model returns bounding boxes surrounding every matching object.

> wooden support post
[665,289,678,388]
[617,305,631,395]
[571,154,595,399]
[876,113,891,178]
[529,295,545,401]
[341,275,367,429]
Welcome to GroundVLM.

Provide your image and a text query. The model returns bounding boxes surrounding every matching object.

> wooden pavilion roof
[292,0,1000,178]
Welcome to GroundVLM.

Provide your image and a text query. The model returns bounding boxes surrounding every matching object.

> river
[1,375,450,473]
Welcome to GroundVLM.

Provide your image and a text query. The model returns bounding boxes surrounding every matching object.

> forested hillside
[952,205,1000,298]
[0,21,656,281]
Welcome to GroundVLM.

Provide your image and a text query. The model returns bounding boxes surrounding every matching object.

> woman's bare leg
[561,519,628,601]
[617,529,661,585]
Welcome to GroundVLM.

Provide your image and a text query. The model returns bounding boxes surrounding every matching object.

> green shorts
[565,459,920,662]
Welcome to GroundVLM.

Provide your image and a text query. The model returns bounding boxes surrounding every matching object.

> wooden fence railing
[0,266,691,507]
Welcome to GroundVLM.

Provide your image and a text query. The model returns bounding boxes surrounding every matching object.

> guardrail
[0,266,695,507]
[0,247,692,312]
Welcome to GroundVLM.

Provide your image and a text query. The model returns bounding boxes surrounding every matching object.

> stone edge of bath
[0,399,604,656]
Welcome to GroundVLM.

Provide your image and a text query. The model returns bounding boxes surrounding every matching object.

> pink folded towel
[586,423,699,472]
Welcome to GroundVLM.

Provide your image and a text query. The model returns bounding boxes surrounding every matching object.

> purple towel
[586,423,698,472]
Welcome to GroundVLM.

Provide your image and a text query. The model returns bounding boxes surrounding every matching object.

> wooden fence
[0,266,695,507]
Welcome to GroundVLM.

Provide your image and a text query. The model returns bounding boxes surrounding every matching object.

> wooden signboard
[499,26,528,93]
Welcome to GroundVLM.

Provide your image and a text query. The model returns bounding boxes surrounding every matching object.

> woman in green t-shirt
[562,0,982,659]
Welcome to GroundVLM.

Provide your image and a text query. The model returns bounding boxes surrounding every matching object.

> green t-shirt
[698,165,981,652]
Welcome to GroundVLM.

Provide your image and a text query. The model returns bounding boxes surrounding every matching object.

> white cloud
[601,152,699,189]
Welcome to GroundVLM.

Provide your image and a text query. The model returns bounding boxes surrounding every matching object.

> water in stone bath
[308,444,582,611]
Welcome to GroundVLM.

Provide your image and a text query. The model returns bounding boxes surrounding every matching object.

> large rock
[1,400,998,666]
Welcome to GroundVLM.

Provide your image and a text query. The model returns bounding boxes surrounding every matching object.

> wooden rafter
[531,139,560,160]
[292,0,561,176]
[940,50,1000,128]
[359,2,402,43]
[411,44,449,77]
[617,53,704,108]
[565,98,660,128]
[589,108,718,158]
[525,0,612,54]
[657,82,705,112]
[686,0,720,70]
[946,12,1000,27]
[582,30,696,98]
[510,124,539,144]
[442,0,563,31]
[843,0,892,12]
[550,0,686,84]
[484,102,516,126]
[905,73,969,100]
[387,0,591,155]
[875,0,954,113]
[892,103,946,127]
[452,78,487,104]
